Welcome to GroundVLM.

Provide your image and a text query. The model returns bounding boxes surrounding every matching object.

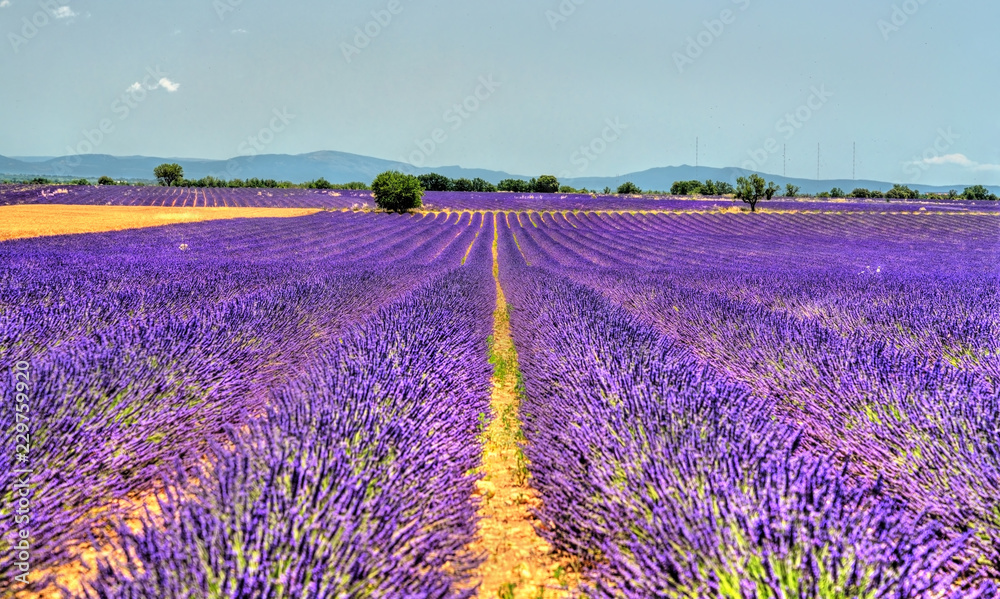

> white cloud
[126,78,181,94]
[0,1,12,8]
[52,6,76,18]
[231,28,247,34]
[157,77,180,93]
[915,153,1000,172]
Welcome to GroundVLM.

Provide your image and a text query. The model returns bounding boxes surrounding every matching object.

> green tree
[602,186,612,195]
[371,170,424,213]
[154,163,185,187]
[470,177,497,192]
[617,181,642,195]
[671,180,702,195]
[962,185,991,200]
[830,187,846,198]
[418,173,453,192]
[713,180,735,195]
[449,178,472,192]
[735,174,779,213]
[310,177,333,189]
[533,175,560,193]
[70,178,90,186]
[785,184,800,198]
[850,188,870,198]
[498,178,531,193]
[98,176,115,186]
[886,184,919,199]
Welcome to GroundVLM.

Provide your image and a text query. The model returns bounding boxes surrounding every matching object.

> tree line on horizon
[5,163,997,203]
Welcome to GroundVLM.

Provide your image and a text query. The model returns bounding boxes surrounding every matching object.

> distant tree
[868,189,884,199]
[70,178,91,186]
[371,170,424,213]
[470,177,497,192]
[309,177,333,190]
[885,184,919,199]
[617,181,642,195]
[850,188,870,198]
[418,173,453,192]
[602,186,612,195]
[785,184,800,198]
[29,177,51,185]
[558,185,578,193]
[154,163,184,187]
[451,178,474,192]
[962,185,992,200]
[816,192,831,198]
[829,187,846,198]
[670,180,702,195]
[735,174,779,213]
[498,178,531,193]
[532,175,560,194]
[342,181,370,190]
[98,176,115,186]
[713,181,735,195]
[947,189,959,200]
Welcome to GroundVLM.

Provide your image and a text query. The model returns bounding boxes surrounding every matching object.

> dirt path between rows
[465,215,581,598]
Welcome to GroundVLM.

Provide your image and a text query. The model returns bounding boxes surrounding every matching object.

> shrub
[617,181,642,195]
[98,176,115,186]
[532,175,560,194]
[371,171,424,213]
[850,188,870,198]
[830,187,846,198]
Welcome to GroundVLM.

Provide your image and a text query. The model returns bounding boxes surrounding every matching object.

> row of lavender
[4,184,998,213]
[1,211,495,595]
[499,211,1000,594]
[496,222,987,596]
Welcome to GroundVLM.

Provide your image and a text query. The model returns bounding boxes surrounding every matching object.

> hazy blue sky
[1,0,998,185]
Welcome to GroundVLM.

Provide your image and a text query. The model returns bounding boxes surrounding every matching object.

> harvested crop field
[0,204,322,242]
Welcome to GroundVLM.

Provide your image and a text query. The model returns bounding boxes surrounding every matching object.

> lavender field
[1,191,998,597]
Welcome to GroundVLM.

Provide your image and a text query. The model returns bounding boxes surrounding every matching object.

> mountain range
[2,151,997,196]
